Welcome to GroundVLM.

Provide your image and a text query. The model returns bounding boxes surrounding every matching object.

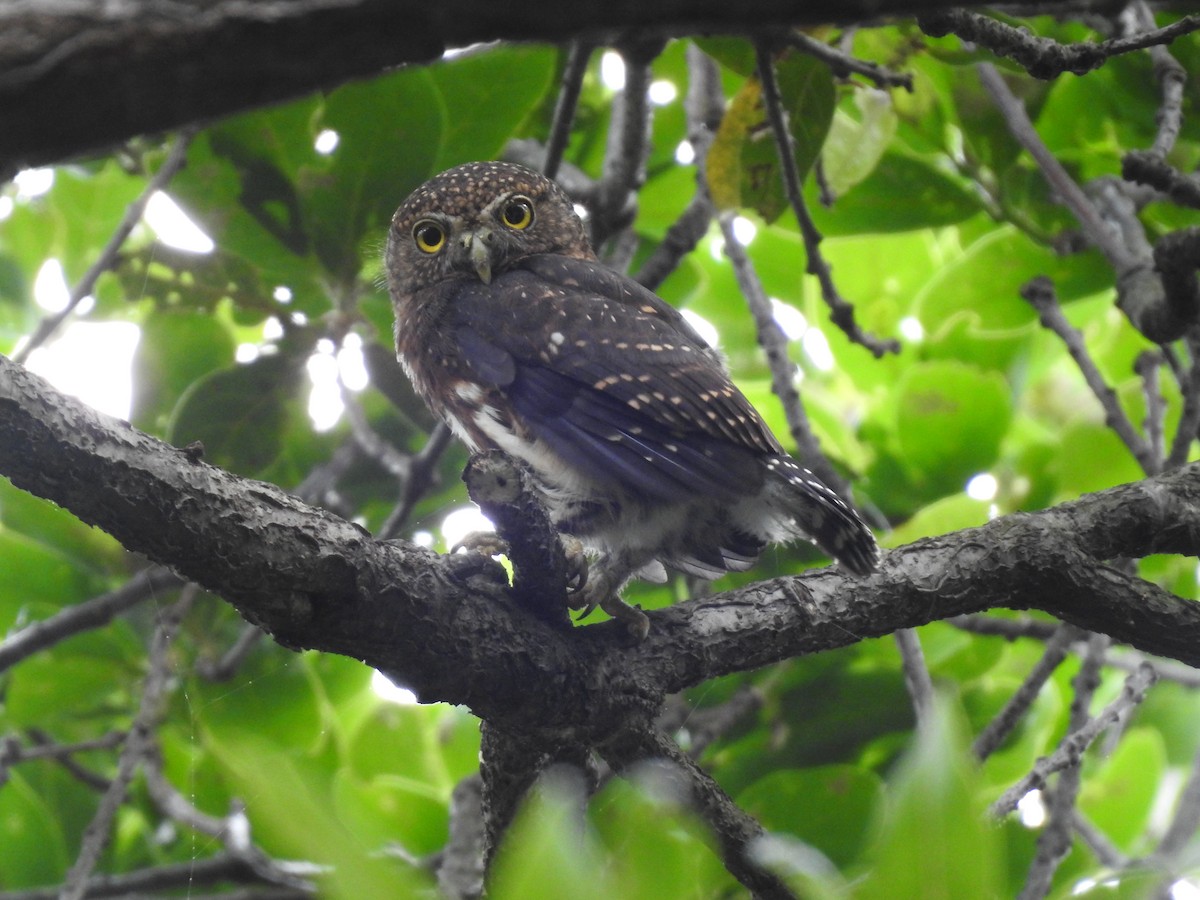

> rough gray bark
[0,0,1060,176]
[3,352,1199,733]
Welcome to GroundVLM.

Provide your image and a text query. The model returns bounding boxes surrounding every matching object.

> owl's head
[385,161,592,300]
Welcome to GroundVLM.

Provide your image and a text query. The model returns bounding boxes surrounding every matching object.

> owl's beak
[466,231,492,284]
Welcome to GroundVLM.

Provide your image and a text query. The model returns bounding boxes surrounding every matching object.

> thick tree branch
[3,353,1200,739]
[0,0,985,176]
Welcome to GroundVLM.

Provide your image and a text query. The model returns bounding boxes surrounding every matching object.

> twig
[918,9,1200,79]
[543,41,593,180]
[1,730,123,792]
[992,659,1157,818]
[1126,2,1187,158]
[12,128,196,364]
[785,31,913,90]
[753,42,899,359]
[1137,350,1167,467]
[1016,633,1110,899]
[634,193,714,291]
[1144,743,1200,898]
[660,685,765,759]
[0,854,313,900]
[378,420,452,540]
[894,628,934,727]
[633,42,722,292]
[978,63,1135,271]
[1021,277,1157,475]
[1123,151,1200,209]
[1167,337,1200,470]
[949,613,1060,642]
[599,722,797,900]
[1072,810,1129,869]
[974,625,1080,761]
[0,566,183,674]
[60,589,195,900]
[343,388,410,479]
[437,774,486,900]
[718,210,852,498]
[197,623,265,681]
[591,40,662,251]
[144,745,315,891]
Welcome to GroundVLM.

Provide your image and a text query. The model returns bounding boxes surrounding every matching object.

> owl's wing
[449,257,784,503]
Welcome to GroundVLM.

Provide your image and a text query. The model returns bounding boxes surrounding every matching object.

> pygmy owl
[386,161,878,632]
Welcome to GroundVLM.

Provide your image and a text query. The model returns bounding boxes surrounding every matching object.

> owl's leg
[569,551,651,640]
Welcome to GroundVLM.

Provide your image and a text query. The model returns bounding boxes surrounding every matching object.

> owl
[385,161,879,634]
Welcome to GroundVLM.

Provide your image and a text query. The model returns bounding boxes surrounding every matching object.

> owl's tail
[754,455,881,576]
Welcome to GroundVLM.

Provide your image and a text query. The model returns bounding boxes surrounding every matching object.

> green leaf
[809,152,979,235]
[490,771,615,900]
[856,699,1006,899]
[822,88,899,196]
[168,353,301,474]
[0,772,70,887]
[131,308,236,431]
[1078,728,1164,850]
[739,766,883,867]
[707,54,836,221]
[893,361,1012,494]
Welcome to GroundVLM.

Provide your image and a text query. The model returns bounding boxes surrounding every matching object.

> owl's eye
[413,220,445,254]
[501,196,534,230]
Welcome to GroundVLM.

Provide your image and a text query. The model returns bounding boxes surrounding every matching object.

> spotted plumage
[386,161,879,629]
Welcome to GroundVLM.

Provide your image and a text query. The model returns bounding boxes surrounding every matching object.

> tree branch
[3,352,1200,738]
[0,0,974,175]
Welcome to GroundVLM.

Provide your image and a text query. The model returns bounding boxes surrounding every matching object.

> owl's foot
[560,535,589,593]
[569,566,650,640]
[451,531,509,559]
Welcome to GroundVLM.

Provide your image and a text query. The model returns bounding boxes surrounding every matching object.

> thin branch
[378,420,453,540]
[196,623,265,681]
[1016,633,1110,899]
[0,854,314,900]
[634,192,713,291]
[1123,150,1200,210]
[718,210,851,498]
[754,41,899,358]
[591,39,661,253]
[1072,810,1129,869]
[973,624,1080,761]
[894,628,935,727]
[543,41,593,180]
[0,566,183,674]
[977,63,1135,271]
[918,8,1200,79]
[1150,741,1200,865]
[599,723,796,900]
[1125,2,1187,158]
[342,389,410,479]
[12,128,195,364]
[61,589,195,900]
[992,661,1157,818]
[1167,337,1200,470]
[1021,276,1157,475]
[785,31,913,90]
[1137,351,1167,467]
[437,774,486,900]
[143,745,315,891]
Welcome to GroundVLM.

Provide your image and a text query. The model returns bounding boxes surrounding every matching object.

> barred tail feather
[760,456,880,576]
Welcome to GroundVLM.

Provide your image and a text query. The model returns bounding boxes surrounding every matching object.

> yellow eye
[501,196,534,230]
[413,220,445,253]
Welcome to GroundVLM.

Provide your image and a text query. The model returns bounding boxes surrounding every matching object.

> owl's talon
[560,535,589,594]
[601,595,651,640]
[452,531,509,559]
